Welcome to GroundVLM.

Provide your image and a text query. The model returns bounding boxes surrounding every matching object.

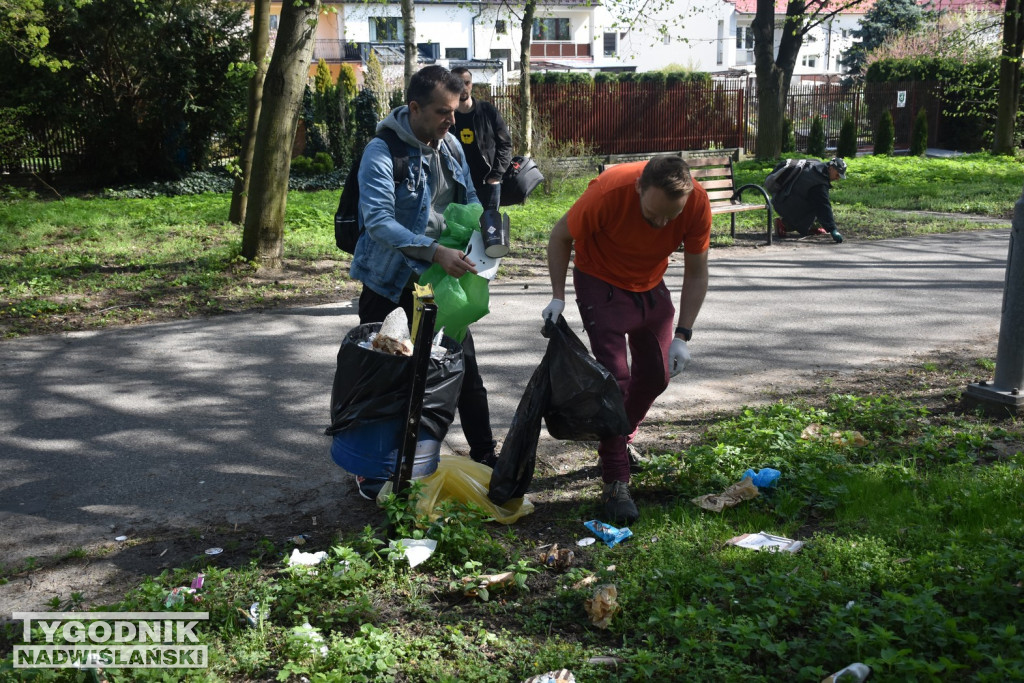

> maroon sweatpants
[573,268,675,484]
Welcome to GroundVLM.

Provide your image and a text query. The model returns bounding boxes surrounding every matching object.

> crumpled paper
[584,584,619,629]
[801,423,868,446]
[691,476,760,512]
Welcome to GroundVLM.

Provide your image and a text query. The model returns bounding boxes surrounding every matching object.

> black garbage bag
[487,352,551,506]
[543,316,630,441]
[326,322,464,440]
[488,316,630,505]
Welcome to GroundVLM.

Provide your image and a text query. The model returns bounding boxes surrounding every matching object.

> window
[446,47,468,59]
[491,48,512,70]
[801,54,818,68]
[533,18,570,41]
[603,32,617,56]
[662,34,671,45]
[736,25,754,50]
[495,20,507,35]
[370,17,403,42]
[269,15,279,31]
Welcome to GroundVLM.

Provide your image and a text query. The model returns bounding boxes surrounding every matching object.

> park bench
[599,155,774,245]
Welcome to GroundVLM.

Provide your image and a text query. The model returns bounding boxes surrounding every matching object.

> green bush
[312,152,334,174]
[594,72,618,84]
[639,71,667,86]
[837,116,858,158]
[807,115,826,156]
[875,110,895,155]
[782,118,797,153]
[910,106,929,156]
[291,156,314,175]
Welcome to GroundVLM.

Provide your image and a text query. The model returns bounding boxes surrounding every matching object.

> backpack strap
[376,128,409,189]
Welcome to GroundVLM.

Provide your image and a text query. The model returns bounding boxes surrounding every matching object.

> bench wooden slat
[706,189,741,202]
[686,156,733,167]
[690,167,733,179]
[699,178,736,190]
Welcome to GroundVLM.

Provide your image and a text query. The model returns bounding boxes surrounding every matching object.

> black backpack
[334,129,408,254]
[764,158,808,201]
[334,130,466,254]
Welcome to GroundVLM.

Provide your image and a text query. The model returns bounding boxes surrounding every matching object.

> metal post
[964,185,1024,416]
[391,302,437,499]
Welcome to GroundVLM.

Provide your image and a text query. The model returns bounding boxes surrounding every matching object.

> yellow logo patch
[459,128,475,144]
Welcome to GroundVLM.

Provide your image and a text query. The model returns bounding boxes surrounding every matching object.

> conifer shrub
[807,115,826,156]
[782,118,796,153]
[837,116,857,158]
[909,107,928,156]
[874,110,895,155]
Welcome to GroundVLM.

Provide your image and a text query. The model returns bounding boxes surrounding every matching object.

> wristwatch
[674,326,692,342]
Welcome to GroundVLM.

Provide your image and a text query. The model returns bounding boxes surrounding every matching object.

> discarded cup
[479,209,510,257]
[114,535,128,542]
[190,573,204,590]
[576,537,596,547]
[822,662,871,682]
[204,547,223,555]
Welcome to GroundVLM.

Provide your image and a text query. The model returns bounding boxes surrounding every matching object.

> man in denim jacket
[349,65,498,499]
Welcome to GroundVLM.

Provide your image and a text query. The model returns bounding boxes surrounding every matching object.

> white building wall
[593,0,733,72]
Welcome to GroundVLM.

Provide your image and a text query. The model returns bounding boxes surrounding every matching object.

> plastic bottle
[821,662,871,683]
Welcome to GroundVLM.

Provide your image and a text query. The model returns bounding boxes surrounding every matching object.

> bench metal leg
[730,213,736,239]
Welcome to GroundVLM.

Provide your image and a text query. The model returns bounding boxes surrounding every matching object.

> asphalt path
[0,229,1011,577]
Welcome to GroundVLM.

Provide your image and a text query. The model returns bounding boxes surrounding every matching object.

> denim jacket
[350,107,480,303]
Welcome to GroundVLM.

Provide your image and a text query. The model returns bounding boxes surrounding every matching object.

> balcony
[530,42,591,59]
[313,39,363,61]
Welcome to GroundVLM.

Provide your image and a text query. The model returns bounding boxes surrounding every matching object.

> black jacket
[451,99,513,187]
[772,161,837,235]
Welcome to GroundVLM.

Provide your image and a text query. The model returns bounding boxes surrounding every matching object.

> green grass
[2,388,1020,681]
[0,154,1020,338]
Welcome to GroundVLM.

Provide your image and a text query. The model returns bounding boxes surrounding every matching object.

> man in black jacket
[450,67,513,211]
[772,157,847,243]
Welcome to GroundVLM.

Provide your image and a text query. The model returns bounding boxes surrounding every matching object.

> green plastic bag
[419,203,490,342]
[420,268,489,343]
[438,203,484,250]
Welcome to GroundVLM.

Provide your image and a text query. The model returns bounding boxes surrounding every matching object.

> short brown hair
[639,155,692,199]
[407,65,463,107]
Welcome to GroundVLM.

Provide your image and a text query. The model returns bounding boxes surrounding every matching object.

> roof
[730,0,999,14]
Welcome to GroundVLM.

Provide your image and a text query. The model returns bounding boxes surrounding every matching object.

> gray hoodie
[377,107,457,263]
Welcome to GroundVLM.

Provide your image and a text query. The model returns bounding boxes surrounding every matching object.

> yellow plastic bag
[388,454,534,524]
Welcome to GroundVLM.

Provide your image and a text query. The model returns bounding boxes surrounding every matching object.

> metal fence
[0,79,967,178]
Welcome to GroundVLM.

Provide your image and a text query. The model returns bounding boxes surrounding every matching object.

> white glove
[669,338,691,377]
[542,298,565,323]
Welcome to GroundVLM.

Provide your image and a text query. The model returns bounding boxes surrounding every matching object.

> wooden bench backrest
[684,156,738,208]
[600,155,739,207]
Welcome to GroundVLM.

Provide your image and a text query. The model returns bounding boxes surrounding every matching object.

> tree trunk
[402,0,416,90]
[754,0,807,160]
[240,0,320,269]
[519,0,536,155]
[229,0,270,225]
[993,0,1024,155]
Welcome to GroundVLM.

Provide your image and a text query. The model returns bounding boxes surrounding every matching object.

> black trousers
[358,285,496,458]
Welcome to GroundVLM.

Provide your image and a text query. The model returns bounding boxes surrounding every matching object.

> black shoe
[471,451,498,468]
[355,476,386,501]
[831,229,844,243]
[601,481,639,524]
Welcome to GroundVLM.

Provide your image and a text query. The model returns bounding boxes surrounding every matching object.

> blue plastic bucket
[331,420,440,479]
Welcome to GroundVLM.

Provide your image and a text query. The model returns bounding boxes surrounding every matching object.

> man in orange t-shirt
[542,155,711,523]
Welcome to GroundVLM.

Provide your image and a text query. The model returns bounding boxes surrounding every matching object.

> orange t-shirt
[566,161,711,292]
